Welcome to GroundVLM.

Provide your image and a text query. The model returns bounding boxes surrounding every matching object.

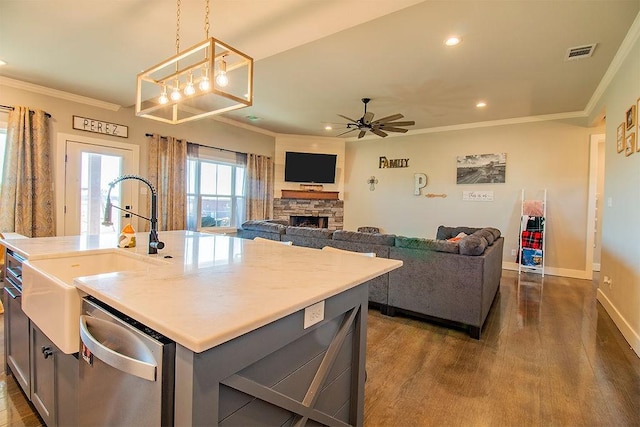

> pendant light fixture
[136,0,253,124]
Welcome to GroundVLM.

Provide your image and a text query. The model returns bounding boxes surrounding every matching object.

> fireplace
[290,215,329,228]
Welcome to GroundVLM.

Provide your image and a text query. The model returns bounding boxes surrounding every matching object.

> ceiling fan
[337,98,415,138]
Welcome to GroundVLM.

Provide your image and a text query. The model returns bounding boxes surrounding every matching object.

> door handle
[80,315,157,382]
[42,346,53,359]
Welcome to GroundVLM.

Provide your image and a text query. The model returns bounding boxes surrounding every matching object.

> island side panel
[174,284,368,427]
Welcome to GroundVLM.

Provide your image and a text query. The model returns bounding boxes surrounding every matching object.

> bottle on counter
[118,224,136,248]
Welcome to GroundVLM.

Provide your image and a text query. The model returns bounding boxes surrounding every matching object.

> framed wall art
[625,132,635,157]
[626,104,636,131]
[617,122,625,153]
[456,153,506,184]
[637,97,640,151]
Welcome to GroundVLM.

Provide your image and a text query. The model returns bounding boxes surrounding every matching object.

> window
[187,150,245,230]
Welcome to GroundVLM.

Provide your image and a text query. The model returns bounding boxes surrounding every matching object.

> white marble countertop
[1,231,402,353]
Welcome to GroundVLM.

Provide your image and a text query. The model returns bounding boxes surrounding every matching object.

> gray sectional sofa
[238,221,503,339]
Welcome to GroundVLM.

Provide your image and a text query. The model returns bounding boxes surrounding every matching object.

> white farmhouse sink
[22,251,167,354]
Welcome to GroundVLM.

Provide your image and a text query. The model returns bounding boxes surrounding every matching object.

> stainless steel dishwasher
[79,296,175,426]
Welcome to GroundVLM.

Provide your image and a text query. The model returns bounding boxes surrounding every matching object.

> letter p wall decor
[414,173,427,195]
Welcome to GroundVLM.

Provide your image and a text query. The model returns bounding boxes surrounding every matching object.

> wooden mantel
[281,190,340,200]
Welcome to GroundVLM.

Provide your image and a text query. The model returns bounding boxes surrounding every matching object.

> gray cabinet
[3,250,31,397]
[31,324,56,426]
[3,248,78,427]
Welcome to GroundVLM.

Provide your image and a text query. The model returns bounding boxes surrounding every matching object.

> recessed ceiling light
[444,36,462,46]
[324,125,332,131]
[246,115,261,121]
[0,60,7,66]
[476,101,487,108]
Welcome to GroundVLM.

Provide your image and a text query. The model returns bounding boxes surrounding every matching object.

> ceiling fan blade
[363,112,374,125]
[372,129,388,138]
[382,120,415,127]
[336,128,357,137]
[358,130,367,139]
[375,114,403,124]
[383,127,409,133]
[337,114,358,123]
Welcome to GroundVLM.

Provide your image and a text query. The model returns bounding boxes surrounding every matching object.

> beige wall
[0,79,276,234]
[343,120,593,278]
[588,28,640,356]
[274,135,345,197]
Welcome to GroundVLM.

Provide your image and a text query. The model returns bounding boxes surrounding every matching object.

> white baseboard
[503,262,593,280]
[597,289,640,358]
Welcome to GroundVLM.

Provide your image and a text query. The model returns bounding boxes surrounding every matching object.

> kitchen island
[2,231,402,426]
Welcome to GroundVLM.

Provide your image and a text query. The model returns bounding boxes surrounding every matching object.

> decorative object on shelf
[626,103,636,131]
[456,153,506,184]
[425,193,447,198]
[379,156,409,168]
[414,173,427,195]
[300,184,323,192]
[462,190,494,201]
[336,98,415,138]
[518,189,546,277]
[617,122,625,153]
[73,116,128,138]
[367,176,378,191]
[625,132,635,156]
[136,0,253,124]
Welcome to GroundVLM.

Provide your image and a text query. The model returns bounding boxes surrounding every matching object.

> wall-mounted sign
[414,173,427,195]
[462,190,494,201]
[73,116,128,138]
[379,156,409,168]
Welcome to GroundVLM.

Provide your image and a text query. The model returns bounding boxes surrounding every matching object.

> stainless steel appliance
[79,296,175,426]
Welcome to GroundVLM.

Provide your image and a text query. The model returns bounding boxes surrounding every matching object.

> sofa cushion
[333,230,395,246]
[459,234,488,256]
[436,226,482,240]
[486,227,501,240]
[241,220,286,234]
[394,236,460,254]
[285,226,334,239]
[474,229,495,245]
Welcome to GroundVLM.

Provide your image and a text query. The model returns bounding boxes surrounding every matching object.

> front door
[63,140,137,236]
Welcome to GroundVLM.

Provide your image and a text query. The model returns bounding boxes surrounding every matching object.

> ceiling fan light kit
[338,98,415,138]
[135,0,253,124]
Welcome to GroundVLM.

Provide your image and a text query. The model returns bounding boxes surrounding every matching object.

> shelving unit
[518,189,547,277]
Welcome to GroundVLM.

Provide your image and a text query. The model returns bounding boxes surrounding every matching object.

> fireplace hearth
[290,215,328,228]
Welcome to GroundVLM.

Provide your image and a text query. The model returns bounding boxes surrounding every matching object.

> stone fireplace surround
[273,198,344,230]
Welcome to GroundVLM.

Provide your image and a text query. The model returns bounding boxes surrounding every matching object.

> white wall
[343,120,594,279]
[588,26,640,356]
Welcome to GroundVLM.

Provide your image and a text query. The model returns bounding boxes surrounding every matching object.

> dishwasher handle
[80,315,157,382]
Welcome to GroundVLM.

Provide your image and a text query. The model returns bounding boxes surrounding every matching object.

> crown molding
[585,11,640,116]
[346,110,587,140]
[209,115,277,137]
[0,76,121,111]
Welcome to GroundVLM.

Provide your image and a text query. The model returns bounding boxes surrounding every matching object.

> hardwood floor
[365,270,640,426]
[0,270,638,426]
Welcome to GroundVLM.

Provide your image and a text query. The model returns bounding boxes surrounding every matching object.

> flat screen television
[284,151,337,184]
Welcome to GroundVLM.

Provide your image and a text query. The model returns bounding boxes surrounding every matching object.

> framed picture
[456,153,506,184]
[637,98,640,150]
[617,122,625,153]
[626,104,636,131]
[625,132,635,157]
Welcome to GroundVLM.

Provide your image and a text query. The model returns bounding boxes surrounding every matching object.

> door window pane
[80,153,122,235]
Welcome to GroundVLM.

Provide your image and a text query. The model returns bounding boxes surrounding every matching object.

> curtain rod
[144,133,244,156]
[0,104,51,118]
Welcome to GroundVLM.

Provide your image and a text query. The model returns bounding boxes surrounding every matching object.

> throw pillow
[447,232,467,242]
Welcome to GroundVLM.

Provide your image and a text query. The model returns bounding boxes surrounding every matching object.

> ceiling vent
[565,43,597,61]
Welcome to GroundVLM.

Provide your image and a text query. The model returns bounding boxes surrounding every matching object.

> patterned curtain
[147,134,187,231]
[245,153,274,220]
[0,107,54,236]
